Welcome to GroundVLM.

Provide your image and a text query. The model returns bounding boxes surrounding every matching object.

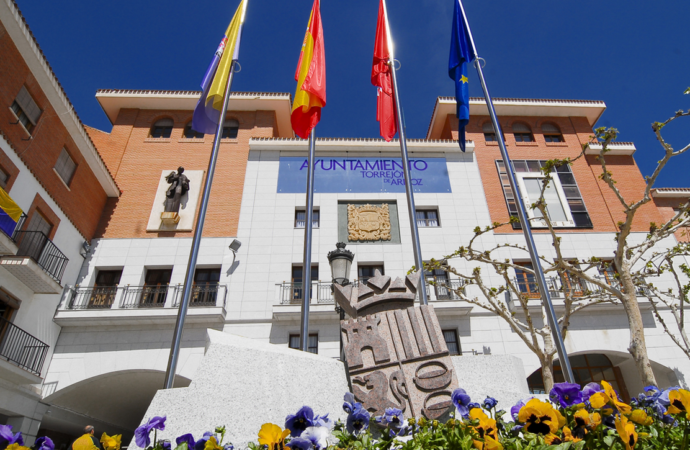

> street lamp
[328,242,354,360]
[328,242,354,286]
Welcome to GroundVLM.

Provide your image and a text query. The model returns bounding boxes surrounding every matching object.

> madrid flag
[291,0,326,139]
[371,0,396,141]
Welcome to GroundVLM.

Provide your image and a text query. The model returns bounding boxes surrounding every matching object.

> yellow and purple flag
[192,0,245,135]
[0,187,22,237]
[291,0,326,139]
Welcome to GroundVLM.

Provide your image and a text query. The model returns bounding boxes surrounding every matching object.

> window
[514,262,540,299]
[527,354,629,401]
[0,289,20,321]
[10,86,42,134]
[0,168,9,190]
[89,269,122,308]
[150,118,174,138]
[425,267,454,299]
[598,261,618,286]
[193,268,221,305]
[496,160,593,229]
[54,148,77,186]
[183,122,204,139]
[512,122,534,142]
[142,269,172,306]
[443,329,461,355]
[542,123,564,143]
[222,119,239,139]
[358,265,384,285]
[292,265,319,301]
[560,262,585,297]
[295,209,320,228]
[483,122,496,142]
[289,333,318,354]
[416,209,439,227]
[26,210,53,236]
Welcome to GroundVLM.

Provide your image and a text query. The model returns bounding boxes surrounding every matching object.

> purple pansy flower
[343,393,357,414]
[452,389,472,418]
[193,432,213,450]
[0,425,23,449]
[222,444,233,450]
[285,437,312,450]
[581,382,603,402]
[35,437,55,450]
[376,408,404,429]
[549,382,583,408]
[510,399,530,421]
[176,434,196,450]
[161,441,171,450]
[482,397,498,410]
[134,416,166,449]
[346,404,370,435]
[286,406,316,438]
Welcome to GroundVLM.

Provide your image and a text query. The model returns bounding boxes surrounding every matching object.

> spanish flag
[291,0,326,139]
[192,0,246,135]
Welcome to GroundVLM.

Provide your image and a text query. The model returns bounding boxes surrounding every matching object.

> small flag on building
[291,0,326,139]
[192,0,245,135]
[448,0,476,151]
[0,188,22,237]
[371,0,396,142]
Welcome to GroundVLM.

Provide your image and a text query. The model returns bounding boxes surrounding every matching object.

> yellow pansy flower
[204,437,223,450]
[257,423,290,450]
[602,380,631,415]
[615,415,638,450]
[469,408,500,450]
[668,389,690,419]
[629,409,653,426]
[100,433,122,450]
[517,399,561,435]
[6,445,31,450]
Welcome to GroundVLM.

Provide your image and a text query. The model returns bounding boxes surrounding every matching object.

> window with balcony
[222,119,239,139]
[193,268,221,305]
[443,329,461,355]
[513,122,534,142]
[289,333,318,354]
[89,269,122,308]
[483,122,497,142]
[295,209,320,228]
[150,118,174,138]
[10,86,42,134]
[542,123,564,143]
[290,265,318,302]
[183,122,204,139]
[142,269,172,306]
[514,262,539,299]
[425,266,457,299]
[358,264,384,285]
[560,262,585,297]
[496,160,593,229]
[416,209,439,227]
[54,148,77,187]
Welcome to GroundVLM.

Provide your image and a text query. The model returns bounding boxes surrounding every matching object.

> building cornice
[95,90,294,138]
[585,142,636,156]
[249,137,474,153]
[651,188,690,198]
[0,0,120,197]
[426,96,607,140]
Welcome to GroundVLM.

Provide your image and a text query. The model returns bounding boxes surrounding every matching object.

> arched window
[542,123,564,143]
[183,122,204,139]
[222,119,239,139]
[483,122,496,142]
[512,122,534,142]
[150,118,174,138]
[527,353,629,401]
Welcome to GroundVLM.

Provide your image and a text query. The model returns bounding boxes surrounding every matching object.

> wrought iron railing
[0,316,49,376]
[121,285,171,308]
[431,280,465,300]
[172,284,227,307]
[0,212,26,240]
[511,275,650,300]
[13,230,68,283]
[66,286,119,309]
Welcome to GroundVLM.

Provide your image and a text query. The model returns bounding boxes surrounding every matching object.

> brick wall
[653,196,690,243]
[92,109,276,238]
[457,114,664,234]
[0,28,108,240]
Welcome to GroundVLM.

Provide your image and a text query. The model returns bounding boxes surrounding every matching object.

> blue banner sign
[277,157,452,193]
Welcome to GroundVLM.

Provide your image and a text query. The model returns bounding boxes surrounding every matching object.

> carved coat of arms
[348,204,391,241]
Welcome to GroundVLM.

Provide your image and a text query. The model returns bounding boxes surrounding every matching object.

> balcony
[0,230,68,293]
[0,316,49,384]
[54,284,228,326]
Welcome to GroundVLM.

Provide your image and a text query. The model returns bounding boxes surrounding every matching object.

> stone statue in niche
[348,204,391,241]
[334,269,460,420]
[160,167,190,225]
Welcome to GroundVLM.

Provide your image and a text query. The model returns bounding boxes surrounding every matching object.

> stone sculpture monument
[333,270,460,420]
[347,204,391,241]
[161,167,190,225]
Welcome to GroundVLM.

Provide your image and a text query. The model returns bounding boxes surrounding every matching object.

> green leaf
[173,444,188,450]
[603,435,616,447]
[684,87,690,94]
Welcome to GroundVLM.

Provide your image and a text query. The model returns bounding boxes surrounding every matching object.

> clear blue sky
[16,0,689,187]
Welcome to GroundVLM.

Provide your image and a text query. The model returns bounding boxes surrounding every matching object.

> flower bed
[3,381,690,450]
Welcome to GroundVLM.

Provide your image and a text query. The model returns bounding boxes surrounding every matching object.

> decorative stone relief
[347,204,391,242]
[334,270,460,420]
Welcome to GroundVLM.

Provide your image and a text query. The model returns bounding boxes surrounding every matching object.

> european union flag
[448,0,475,152]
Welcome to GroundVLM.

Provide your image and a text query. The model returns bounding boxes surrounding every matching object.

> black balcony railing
[13,230,68,283]
[66,286,119,309]
[511,275,650,301]
[121,285,170,308]
[172,284,226,307]
[0,316,49,376]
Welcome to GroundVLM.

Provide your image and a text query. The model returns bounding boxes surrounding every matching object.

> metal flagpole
[456,0,574,382]
[381,0,429,305]
[163,3,248,389]
[299,129,317,352]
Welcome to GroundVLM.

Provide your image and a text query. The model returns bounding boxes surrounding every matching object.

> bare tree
[426,94,690,390]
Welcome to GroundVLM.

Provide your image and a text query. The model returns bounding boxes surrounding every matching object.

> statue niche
[160,166,190,225]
